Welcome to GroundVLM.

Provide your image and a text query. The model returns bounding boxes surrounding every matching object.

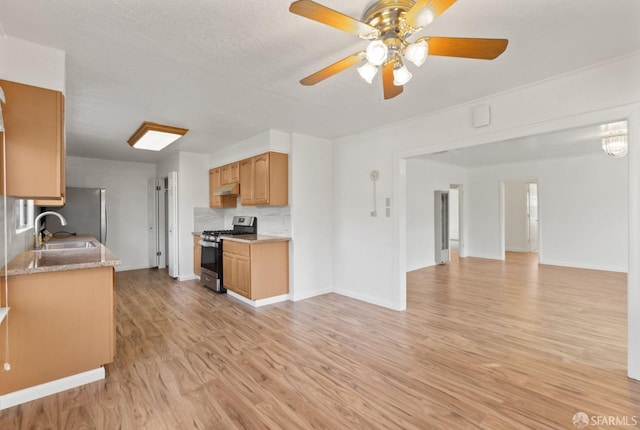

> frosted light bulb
[365,40,388,66]
[405,40,428,67]
[393,64,412,86]
[357,62,378,84]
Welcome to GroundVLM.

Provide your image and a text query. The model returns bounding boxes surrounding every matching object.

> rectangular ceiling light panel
[128,121,188,151]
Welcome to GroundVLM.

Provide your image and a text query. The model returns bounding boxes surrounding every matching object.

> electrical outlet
[370,170,379,181]
[3,363,10,371]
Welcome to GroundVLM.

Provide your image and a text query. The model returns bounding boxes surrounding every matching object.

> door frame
[499,177,540,260]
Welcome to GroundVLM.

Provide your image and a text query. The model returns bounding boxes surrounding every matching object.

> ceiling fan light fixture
[365,40,388,66]
[405,40,428,67]
[393,62,412,86]
[128,121,188,151]
[414,8,435,28]
[357,62,378,84]
[602,133,628,158]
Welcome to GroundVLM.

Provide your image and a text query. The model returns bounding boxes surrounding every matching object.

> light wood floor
[1,252,639,429]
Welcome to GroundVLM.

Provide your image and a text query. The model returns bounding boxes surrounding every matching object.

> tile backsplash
[0,197,34,267]
[194,205,291,236]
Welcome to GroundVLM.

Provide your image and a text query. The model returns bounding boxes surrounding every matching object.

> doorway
[502,179,539,258]
[148,171,178,278]
[449,184,462,258]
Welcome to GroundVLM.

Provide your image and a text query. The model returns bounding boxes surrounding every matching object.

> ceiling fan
[289,0,508,100]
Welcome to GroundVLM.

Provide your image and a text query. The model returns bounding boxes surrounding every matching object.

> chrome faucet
[34,211,67,249]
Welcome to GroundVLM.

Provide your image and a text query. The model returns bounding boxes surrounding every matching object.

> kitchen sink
[39,241,97,251]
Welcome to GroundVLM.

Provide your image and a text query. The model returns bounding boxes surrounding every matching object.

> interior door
[167,171,178,278]
[434,190,450,264]
[148,178,159,268]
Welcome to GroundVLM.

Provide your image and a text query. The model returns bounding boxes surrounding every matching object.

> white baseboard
[290,287,332,302]
[227,291,289,307]
[0,367,105,411]
[333,288,404,311]
[539,258,627,273]
[178,274,200,281]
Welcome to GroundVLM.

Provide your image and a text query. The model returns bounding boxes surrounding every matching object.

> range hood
[213,182,240,196]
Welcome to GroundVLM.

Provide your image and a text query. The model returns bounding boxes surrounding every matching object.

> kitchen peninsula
[0,236,120,410]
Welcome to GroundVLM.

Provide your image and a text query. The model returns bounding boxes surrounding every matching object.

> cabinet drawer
[223,240,250,257]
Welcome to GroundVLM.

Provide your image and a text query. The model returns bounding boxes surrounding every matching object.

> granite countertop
[220,234,291,244]
[3,235,121,276]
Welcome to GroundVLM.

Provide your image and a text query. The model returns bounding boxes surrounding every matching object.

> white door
[167,171,179,278]
[147,178,159,267]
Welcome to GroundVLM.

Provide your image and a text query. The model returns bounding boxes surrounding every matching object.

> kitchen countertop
[220,234,291,244]
[3,235,121,276]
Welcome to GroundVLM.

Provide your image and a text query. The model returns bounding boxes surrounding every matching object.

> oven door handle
[199,240,219,248]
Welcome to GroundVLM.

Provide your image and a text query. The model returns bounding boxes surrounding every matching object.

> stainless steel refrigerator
[44,187,107,243]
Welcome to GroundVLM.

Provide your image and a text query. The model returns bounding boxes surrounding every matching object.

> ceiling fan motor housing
[363,0,417,64]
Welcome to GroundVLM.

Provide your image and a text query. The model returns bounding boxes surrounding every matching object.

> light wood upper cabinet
[221,162,239,185]
[239,152,288,206]
[209,168,222,208]
[223,240,289,300]
[239,157,254,206]
[209,167,236,208]
[0,79,65,200]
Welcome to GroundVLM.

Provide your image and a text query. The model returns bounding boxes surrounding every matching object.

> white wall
[66,156,156,271]
[333,53,640,311]
[504,181,529,252]
[466,154,628,272]
[290,133,334,300]
[0,36,65,92]
[177,152,209,280]
[156,151,209,280]
[406,158,467,271]
[449,188,459,241]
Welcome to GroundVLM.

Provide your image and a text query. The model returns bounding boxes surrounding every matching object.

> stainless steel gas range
[199,216,257,292]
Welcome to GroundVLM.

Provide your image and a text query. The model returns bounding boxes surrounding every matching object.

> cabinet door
[235,255,251,298]
[209,168,222,208]
[222,252,236,291]
[193,235,201,276]
[221,164,231,185]
[239,158,254,205]
[253,153,270,205]
[0,79,65,199]
[229,162,240,183]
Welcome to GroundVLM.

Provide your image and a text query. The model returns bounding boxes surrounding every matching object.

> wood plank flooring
[1,252,639,429]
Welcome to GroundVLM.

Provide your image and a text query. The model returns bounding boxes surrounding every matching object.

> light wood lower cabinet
[0,266,115,395]
[193,234,201,276]
[223,240,289,300]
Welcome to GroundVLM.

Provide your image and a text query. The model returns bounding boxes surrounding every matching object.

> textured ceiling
[1,0,639,163]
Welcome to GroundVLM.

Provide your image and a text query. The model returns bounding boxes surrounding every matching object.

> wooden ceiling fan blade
[382,61,403,100]
[289,0,380,39]
[417,36,508,59]
[406,0,458,30]
[300,51,366,86]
